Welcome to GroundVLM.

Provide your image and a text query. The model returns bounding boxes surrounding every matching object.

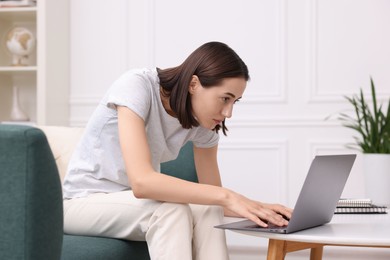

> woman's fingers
[250,203,291,227]
[247,213,268,227]
[268,204,294,222]
[225,191,293,227]
[229,200,270,227]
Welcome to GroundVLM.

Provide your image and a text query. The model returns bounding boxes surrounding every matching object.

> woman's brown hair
[157,41,250,135]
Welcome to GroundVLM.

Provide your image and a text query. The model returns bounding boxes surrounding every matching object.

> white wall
[69,0,390,258]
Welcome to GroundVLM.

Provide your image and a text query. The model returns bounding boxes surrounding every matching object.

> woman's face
[189,76,246,130]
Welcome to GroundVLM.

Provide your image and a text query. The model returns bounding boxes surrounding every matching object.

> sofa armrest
[0,125,63,260]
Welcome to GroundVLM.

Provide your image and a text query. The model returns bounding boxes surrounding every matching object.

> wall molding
[147,0,156,68]
[218,139,289,204]
[307,139,359,164]
[306,0,350,103]
[150,0,288,104]
[308,139,357,154]
[227,117,341,127]
[305,0,390,103]
[246,0,287,104]
[69,95,343,128]
[69,96,101,106]
[218,139,288,150]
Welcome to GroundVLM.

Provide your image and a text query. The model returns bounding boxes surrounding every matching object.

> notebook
[215,154,357,234]
[335,198,387,214]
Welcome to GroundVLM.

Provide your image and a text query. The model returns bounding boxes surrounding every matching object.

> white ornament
[10,86,30,121]
[6,27,35,66]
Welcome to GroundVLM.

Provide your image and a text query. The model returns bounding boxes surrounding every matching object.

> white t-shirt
[63,68,219,199]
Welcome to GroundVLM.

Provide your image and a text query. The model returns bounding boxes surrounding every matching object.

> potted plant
[338,77,390,205]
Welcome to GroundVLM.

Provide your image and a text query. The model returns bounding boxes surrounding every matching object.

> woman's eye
[221,97,240,104]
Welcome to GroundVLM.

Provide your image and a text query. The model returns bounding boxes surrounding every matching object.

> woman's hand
[223,190,293,227]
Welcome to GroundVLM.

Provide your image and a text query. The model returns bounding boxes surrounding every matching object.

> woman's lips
[213,119,222,125]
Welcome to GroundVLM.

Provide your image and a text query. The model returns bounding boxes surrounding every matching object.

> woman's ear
[189,75,200,94]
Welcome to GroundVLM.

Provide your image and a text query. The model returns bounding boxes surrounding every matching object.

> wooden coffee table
[230,213,390,259]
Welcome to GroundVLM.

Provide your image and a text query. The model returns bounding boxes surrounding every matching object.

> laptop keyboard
[246,223,288,230]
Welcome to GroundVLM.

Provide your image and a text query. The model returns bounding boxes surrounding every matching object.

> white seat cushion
[38,126,84,182]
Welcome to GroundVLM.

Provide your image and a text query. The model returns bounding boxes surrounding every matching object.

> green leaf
[335,77,390,153]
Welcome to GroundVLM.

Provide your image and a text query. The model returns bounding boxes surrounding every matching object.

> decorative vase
[10,86,30,121]
[363,154,390,206]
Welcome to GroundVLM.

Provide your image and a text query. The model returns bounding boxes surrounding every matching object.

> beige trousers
[63,191,229,260]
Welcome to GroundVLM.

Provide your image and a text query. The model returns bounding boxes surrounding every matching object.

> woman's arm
[193,145,222,186]
[117,106,292,227]
[117,106,227,204]
[193,145,237,218]
[193,145,293,220]
[194,145,237,217]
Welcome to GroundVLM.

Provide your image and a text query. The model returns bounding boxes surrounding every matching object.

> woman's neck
[160,87,177,117]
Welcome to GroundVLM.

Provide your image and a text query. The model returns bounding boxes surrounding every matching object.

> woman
[63,42,292,260]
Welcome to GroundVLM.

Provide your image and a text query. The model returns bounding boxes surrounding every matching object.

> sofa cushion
[62,235,150,260]
[38,126,84,182]
[161,141,198,182]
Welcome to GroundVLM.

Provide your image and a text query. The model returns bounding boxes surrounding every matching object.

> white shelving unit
[0,1,69,125]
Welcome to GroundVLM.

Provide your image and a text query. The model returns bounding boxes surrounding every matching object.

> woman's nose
[222,105,233,118]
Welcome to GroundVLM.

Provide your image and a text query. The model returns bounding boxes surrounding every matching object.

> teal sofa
[0,124,197,260]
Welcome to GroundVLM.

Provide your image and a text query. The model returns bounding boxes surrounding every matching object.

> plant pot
[363,154,390,206]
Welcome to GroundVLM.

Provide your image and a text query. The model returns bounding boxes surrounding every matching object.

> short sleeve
[105,70,152,121]
[192,127,220,148]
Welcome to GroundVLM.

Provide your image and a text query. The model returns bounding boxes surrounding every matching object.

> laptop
[215,154,356,234]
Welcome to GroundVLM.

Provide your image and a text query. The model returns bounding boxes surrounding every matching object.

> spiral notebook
[335,198,387,214]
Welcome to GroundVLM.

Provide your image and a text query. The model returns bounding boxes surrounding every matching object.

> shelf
[0,7,36,21]
[0,66,37,72]
[0,7,37,12]
[0,67,37,79]
[1,121,36,126]
[0,0,69,126]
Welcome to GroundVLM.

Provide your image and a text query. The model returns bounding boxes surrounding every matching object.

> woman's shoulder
[107,68,158,94]
[117,68,158,84]
[102,68,159,119]
[189,126,220,148]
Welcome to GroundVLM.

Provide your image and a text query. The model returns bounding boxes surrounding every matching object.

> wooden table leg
[267,239,324,260]
[267,240,287,260]
[310,246,323,260]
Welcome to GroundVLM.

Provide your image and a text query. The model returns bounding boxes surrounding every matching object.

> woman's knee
[154,202,192,220]
[147,203,193,237]
[190,204,224,224]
